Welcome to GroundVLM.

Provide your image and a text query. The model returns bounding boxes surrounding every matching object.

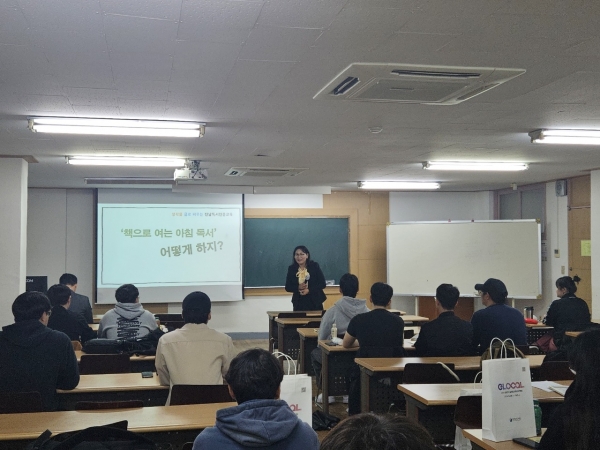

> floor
[231,339,349,441]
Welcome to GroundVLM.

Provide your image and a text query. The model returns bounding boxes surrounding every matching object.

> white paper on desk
[531,381,563,392]
[330,337,343,345]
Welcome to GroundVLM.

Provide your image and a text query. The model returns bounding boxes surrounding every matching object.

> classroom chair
[182,443,193,450]
[277,312,308,318]
[169,384,232,406]
[155,313,185,331]
[0,391,43,414]
[538,361,576,381]
[454,395,483,430]
[75,400,144,410]
[404,329,415,339]
[298,321,321,329]
[79,353,131,375]
[403,363,460,384]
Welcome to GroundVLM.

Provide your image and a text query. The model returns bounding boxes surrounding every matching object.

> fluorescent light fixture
[423,161,528,171]
[28,117,204,138]
[67,156,186,167]
[529,129,600,145]
[358,181,440,190]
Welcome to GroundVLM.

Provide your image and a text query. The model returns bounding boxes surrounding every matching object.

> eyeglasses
[45,310,52,317]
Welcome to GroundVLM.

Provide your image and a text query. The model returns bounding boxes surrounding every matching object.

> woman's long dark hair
[556,275,581,295]
[562,329,600,450]
[291,245,311,267]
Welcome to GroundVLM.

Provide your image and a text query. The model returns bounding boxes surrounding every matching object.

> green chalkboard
[244,218,350,287]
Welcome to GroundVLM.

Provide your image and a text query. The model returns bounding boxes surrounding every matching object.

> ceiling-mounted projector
[174,167,191,180]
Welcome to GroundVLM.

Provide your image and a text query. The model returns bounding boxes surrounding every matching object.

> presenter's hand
[298,282,307,290]
[299,288,310,296]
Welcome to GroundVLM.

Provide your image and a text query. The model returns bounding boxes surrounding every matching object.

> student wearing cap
[155,291,235,405]
[471,278,527,353]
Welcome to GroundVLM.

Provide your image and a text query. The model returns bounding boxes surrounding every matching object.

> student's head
[47,284,72,307]
[339,273,359,298]
[12,291,52,323]
[556,275,580,296]
[474,278,507,304]
[59,273,77,287]
[320,413,437,450]
[115,284,139,304]
[181,291,211,324]
[435,283,460,310]
[292,245,310,266]
[370,282,393,307]
[225,348,284,405]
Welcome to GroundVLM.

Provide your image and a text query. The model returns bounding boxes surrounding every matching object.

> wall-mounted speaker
[555,180,567,197]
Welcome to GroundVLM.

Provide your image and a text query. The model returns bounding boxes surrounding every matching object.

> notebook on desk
[550,385,568,396]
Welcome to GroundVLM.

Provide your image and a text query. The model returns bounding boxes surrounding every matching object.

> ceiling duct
[225,167,306,177]
[314,63,525,105]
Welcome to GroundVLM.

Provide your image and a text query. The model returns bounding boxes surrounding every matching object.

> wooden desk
[463,429,543,450]
[399,314,429,325]
[399,381,569,442]
[565,331,582,338]
[0,402,235,449]
[57,372,169,409]
[267,310,322,353]
[75,350,156,373]
[317,339,416,415]
[93,314,103,323]
[275,316,322,360]
[355,355,545,414]
[90,323,99,331]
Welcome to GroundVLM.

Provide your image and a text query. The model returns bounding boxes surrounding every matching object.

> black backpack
[26,421,164,450]
[82,329,165,356]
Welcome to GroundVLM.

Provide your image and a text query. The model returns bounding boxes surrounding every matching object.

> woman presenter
[285,245,326,311]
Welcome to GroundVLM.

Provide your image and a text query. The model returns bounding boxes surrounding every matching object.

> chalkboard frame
[243,216,350,288]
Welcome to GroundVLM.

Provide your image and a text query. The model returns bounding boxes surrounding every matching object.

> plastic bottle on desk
[533,399,542,435]
[331,323,337,340]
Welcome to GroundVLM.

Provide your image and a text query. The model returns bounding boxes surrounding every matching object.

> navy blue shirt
[471,303,527,353]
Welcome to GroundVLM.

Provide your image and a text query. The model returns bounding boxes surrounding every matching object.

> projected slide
[98,204,242,287]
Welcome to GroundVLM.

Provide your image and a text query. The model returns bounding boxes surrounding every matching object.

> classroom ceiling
[1,0,600,192]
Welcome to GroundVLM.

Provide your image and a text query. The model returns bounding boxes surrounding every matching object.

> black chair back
[0,391,43,414]
[170,384,232,405]
[403,363,459,384]
[80,353,131,374]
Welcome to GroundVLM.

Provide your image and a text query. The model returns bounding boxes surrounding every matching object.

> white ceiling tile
[114,79,169,101]
[177,0,263,44]
[109,52,173,82]
[257,0,346,28]
[71,105,121,116]
[100,0,183,20]
[21,94,74,113]
[0,7,31,45]
[117,98,167,117]
[103,14,178,55]
[239,26,322,62]
[19,0,104,33]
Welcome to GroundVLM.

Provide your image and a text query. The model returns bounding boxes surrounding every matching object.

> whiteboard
[387,220,542,299]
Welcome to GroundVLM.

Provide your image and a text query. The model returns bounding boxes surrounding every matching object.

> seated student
[0,291,79,411]
[414,283,474,357]
[539,329,600,450]
[98,284,157,339]
[192,348,319,450]
[471,278,527,353]
[320,413,436,450]
[311,273,368,398]
[59,273,93,324]
[46,284,97,343]
[343,282,405,415]
[155,291,235,405]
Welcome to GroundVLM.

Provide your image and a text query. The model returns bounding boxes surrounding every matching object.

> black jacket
[414,311,475,357]
[48,305,97,343]
[545,294,591,342]
[0,320,79,411]
[285,260,326,311]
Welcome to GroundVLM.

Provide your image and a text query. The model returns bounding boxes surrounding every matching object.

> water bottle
[533,399,542,435]
[331,323,337,340]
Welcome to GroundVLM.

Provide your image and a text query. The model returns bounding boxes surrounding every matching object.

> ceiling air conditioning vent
[225,167,306,177]
[314,63,525,105]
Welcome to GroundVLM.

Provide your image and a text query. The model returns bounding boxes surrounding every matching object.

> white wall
[27,189,95,299]
[0,159,28,327]
[591,171,600,321]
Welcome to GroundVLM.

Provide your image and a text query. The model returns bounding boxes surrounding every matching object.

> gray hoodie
[98,302,157,339]
[318,296,369,340]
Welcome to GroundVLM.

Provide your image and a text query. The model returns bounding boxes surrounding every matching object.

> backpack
[26,421,162,450]
[480,339,525,362]
[81,329,165,356]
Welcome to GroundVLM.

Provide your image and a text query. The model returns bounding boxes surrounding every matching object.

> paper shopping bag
[279,374,313,424]
[482,356,536,441]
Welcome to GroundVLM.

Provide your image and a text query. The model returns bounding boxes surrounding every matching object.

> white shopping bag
[454,377,483,450]
[481,339,536,442]
[273,352,313,424]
